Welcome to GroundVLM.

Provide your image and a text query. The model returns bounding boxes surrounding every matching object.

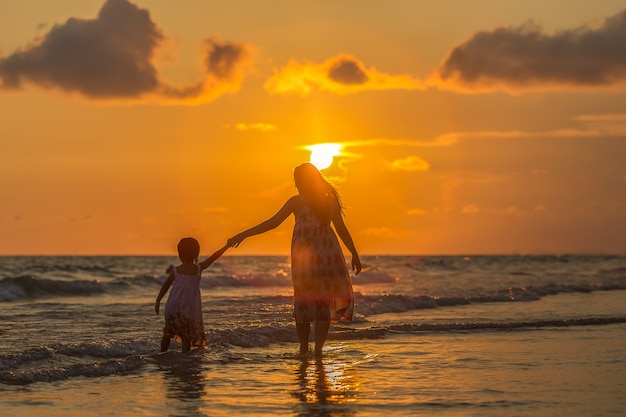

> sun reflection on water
[293,346,364,416]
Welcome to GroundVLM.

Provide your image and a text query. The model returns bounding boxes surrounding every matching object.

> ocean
[0,255,625,416]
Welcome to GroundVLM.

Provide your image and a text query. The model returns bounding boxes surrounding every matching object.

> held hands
[227,233,246,248]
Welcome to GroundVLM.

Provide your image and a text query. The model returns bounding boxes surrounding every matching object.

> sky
[1,0,625,255]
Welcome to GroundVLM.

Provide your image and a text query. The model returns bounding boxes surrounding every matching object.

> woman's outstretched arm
[228,196,298,247]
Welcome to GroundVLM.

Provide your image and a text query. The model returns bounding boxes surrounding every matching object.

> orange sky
[1,0,626,255]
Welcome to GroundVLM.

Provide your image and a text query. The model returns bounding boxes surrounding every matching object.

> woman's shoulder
[285,195,309,216]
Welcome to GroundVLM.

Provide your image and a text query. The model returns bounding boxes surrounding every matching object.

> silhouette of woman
[228,163,361,356]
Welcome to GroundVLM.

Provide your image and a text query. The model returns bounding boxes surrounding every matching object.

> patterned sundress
[291,202,354,323]
[163,264,206,347]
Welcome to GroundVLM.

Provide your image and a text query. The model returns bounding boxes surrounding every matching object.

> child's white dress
[163,265,206,347]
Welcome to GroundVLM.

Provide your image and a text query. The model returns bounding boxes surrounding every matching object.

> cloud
[202,207,227,213]
[575,113,626,123]
[0,0,161,98]
[160,37,254,104]
[386,156,430,172]
[204,38,250,81]
[339,136,458,152]
[431,8,626,92]
[462,204,479,214]
[360,227,411,238]
[0,0,253,103]
[443,173,509,196]
[265,53,424,96]
[407,209,428,215]
[504,206,521,216]
[235,122,277,132]
[311,119,622,175]
[378,120,626,149]
[531,168,549,176]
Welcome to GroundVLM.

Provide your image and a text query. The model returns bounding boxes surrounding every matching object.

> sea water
[0,255,625,416]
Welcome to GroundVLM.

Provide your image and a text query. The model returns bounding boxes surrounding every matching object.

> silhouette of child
[155,238,228,353]
[228,162,361,356]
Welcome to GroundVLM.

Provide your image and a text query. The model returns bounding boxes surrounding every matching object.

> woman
[228,163,361,356]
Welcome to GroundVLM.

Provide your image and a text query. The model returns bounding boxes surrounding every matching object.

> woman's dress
[163,264,206,346]
[291,203,354,323]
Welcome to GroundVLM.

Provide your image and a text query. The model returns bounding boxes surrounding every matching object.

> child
[155,237,228,353]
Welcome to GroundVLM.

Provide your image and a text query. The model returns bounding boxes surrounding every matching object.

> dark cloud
[0,0,254,103]
[204,37,252,81]
[0,0,162,98]
[435,8,626,91]
[161,38,253,101]
[327,58,369,85]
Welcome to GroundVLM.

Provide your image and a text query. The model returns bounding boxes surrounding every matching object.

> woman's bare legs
[296,322,310,355]
[297,321,331,356]
[314,321,330,356]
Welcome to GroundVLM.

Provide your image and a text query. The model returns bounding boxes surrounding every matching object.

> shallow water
[3,313,624,416]
[1,255,625,415]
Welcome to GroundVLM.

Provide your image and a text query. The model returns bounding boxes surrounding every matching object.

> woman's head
[177,237,200,263]
[293,162,343,221]
[293,162,327,196]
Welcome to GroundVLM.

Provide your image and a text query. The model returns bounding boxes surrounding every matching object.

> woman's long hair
[294,162,343,223]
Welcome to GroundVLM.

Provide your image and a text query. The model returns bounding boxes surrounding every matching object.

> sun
[307,143,342,170]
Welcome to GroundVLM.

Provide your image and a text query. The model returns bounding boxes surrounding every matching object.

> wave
[352,267,398,284]
[0,276,107,301]
[603,265,626,274]
[353,282,626,316]
[0,272,296,302]
[0,340,157,372]
[383,317,626,333]
[0,340,158,385]
[0,339,157,385]
[209,316,626,346]
[3,315,625,385]
[2,269,625,308]
[0,356,146,385]
[204,273,292,288]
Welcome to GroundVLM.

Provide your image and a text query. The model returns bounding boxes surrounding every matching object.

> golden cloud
[461,204,479,214]
[265,53,424,96]
[235,123,278,132]
[386,156,431,172]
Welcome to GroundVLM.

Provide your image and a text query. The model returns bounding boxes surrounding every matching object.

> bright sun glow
[307,143,342,170]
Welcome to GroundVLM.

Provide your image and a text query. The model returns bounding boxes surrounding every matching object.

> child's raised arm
[199,244,229,271]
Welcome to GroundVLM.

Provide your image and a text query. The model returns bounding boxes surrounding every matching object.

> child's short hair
[177,237,200,262]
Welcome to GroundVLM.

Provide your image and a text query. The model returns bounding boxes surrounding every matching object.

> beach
[1,255,625,416]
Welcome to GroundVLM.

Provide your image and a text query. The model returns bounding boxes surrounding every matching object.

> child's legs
[296,321,310,354]
[314,321,330,355]
[160,335,171,352]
